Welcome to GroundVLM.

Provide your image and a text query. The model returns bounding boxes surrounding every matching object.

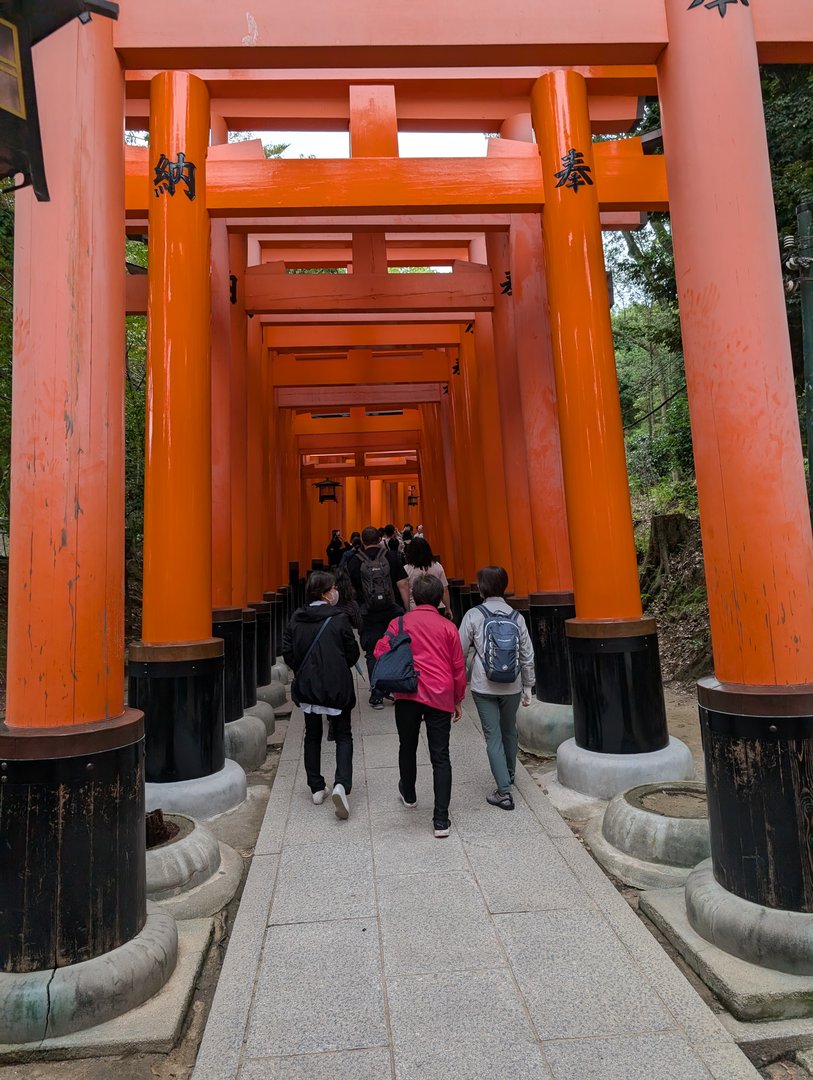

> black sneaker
[369,696,385,710]
[433,819,450,838]
[486,790,515,811]
[398,780,417,809]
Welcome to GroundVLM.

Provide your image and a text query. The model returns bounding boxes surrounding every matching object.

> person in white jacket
[458,566,535,811]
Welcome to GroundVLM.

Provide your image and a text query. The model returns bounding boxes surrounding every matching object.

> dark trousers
[395,699,452,824]
[360,623,386,701]
[304,707,353,794]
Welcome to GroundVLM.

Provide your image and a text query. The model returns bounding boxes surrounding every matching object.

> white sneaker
[332,783,350,820]
[312,789,329,805]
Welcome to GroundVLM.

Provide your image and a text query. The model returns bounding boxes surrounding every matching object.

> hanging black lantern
[315,478,341,504]
[407,486,419,508]
[0,1,119,201]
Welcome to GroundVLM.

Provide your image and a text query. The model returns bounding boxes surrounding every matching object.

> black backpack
[371,616,419,694]
[358,548,395,612]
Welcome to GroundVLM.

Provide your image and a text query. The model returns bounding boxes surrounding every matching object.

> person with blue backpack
[458,566,535,811]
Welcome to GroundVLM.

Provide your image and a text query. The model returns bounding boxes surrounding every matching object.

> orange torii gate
[1,0,812,1045]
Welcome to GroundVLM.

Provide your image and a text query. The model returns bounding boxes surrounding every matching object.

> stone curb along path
[191,688,760,1080]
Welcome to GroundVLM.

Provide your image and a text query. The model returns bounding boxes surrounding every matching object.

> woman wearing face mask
[282,571,360,819]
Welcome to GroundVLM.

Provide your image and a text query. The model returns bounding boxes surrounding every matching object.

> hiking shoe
[433,819,450,839]
[486,789,515,811]
[369,697,385,710]
[312,788,329,805]
[399,780,417,809]
[332,783,350,819]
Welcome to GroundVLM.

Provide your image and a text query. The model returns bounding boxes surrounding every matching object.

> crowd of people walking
[283,523,535,837]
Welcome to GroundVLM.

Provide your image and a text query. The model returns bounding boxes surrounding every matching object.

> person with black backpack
[282,571,360,819]
[347,525,410,709]
[458,566,535,811]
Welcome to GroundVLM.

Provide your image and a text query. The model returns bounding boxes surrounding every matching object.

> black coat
[282,604,360,711]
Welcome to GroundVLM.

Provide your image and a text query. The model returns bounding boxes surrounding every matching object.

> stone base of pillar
[270,662,289,686]
[224,715,267,771]
[145,759,247,820]
[583,781,710,890]
[516,698,574,756]
[0,907,178,1044]
[641,880,813,1022]
[258,680,287,708]
[556,736,694,801]
[146,815,243,920]
[245,700,276,736]
[128,639,226,785]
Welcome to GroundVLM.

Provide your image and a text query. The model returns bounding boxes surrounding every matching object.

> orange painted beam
[265,324,461,350]
[302,464,421,479]
[298,431,421,451]
[124,145,669,217]
[293,412,421,436]
[113,2,813,68]
[271,350,449,386]
[125,87,645,136]
[277,383,442,408]
[124,66,659,99]
[260,245,470,268]
[246,265,493,315]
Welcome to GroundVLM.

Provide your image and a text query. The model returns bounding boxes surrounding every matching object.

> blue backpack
[475,605,521,683]
[371,616,420,695]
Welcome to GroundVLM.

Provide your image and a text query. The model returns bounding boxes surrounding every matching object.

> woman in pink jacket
[374,574,467,838]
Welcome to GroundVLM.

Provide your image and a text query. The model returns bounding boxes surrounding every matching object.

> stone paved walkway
[192,689,760,1080]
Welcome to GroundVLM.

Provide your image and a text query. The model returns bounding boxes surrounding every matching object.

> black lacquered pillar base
[447,579,465,624]
[0,711,146,972]
[698,679,813,912]
[277,585,292,625]
[506,596,532,636]
[212,607,244,723]
[242,609,258,708]
[129,639,225,783]
[529,592,575,706]
[567,617,668,754]
[263,592,282,663]
[249,601,272,685]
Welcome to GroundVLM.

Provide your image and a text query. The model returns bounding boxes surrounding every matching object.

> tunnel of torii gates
[0,0,811,1044]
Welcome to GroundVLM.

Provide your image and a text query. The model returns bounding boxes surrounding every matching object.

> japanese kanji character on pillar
[153,152,197,200]
[554,149,594,193]
[688,0,748,17]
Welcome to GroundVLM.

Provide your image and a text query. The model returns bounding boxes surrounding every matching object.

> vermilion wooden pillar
[208,116,245,723]
[370,477,384,526]
[129,72,226,788]
[508,213,576,709]
[658,0,813,925]
[531,72,686,794]
[1,19,157,1008]
[486,230,537,594]
[456,331,491,575]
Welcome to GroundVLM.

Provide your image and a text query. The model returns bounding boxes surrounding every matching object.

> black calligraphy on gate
[554,149,594,194]
[688,0,748,18]
[153,153,197,200]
